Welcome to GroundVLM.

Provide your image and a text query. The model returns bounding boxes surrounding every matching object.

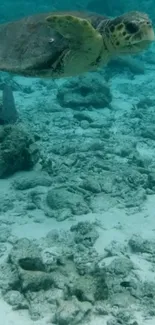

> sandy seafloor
[1,54,155,325]
[1,195,155,325]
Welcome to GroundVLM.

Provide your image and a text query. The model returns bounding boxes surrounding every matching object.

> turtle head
[104,11,154,55]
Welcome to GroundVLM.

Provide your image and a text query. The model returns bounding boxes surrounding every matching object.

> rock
[0,125,39,178]
[70,221,99,247]
[80,177,101,193]
[46,187,89,215]
[0,225,11,242]
[4,290,28,310]
[104,240,127,257]
[141,126,155,140]
[73,112,94,123]
[19,268,54,292]
[41,246,62,272]
[9,238,44,271]
[67,275,96,303]
[12,171,52,190]
[0,263,20,293]
[106,257,134,276]
[128,234,155,254]
[8,238,54,292]
[54,297,91,325]
[0,195,14,212]
[57,74,112,109]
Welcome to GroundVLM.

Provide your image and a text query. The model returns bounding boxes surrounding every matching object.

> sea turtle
[0,10,154,78]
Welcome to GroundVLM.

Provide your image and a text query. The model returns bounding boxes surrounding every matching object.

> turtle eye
[125,22,139,34]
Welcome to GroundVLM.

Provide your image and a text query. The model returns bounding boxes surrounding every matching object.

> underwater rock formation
[57,74,112,109]
[0,125,39,178]
[46,187,90,218]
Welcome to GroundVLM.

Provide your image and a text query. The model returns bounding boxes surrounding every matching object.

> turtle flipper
[46,14,100,42]
[46,14,103,75]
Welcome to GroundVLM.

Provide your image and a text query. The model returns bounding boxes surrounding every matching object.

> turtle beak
[142,24,155,42]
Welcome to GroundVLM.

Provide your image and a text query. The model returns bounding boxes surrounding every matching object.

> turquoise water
[0,1,155,325]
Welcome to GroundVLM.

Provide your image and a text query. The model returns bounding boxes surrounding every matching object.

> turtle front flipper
[46,14,103,76]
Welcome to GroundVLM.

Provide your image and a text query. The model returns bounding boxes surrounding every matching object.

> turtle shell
[0,11,106,77]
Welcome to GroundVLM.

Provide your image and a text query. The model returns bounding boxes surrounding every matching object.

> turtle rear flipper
[46,14,103,75]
